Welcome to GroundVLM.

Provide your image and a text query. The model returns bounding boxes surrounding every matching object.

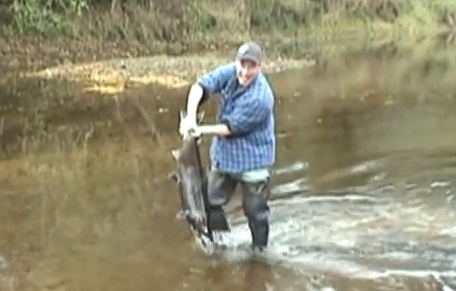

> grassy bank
[1,0,455,88]
[2,0,456,58]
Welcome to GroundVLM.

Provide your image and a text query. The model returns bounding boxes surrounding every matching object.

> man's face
[236,59,261,86]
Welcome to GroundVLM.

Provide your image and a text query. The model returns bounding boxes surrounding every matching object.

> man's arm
[197,124,232,136]
[219,96,269,136]
[185,64,235,124]
[198,87,272,137]
[185,84,205,124]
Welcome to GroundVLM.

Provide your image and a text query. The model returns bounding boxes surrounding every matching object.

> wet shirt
[197,62,276,173]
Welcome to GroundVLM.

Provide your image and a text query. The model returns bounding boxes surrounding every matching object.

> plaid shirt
[197,63,276,174]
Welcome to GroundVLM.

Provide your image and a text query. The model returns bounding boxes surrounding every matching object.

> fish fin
[171,149,180,160]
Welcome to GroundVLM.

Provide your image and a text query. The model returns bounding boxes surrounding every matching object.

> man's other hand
[179,117,199,137]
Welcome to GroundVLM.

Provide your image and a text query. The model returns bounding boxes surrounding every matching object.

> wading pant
[207,168,271,249]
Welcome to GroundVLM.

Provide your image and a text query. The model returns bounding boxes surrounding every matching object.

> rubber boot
[248,212,269,251]
[206,170,237,232]
[242,182,270,250]
[207,206,230,231]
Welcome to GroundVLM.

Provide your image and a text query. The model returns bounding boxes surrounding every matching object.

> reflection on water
[1,39,456,291]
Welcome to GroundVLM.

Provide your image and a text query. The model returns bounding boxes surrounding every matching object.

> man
[179,41,276,250]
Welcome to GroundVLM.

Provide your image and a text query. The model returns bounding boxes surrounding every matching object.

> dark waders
[206,169,271,249]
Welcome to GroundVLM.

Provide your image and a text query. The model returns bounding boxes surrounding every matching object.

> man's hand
[179,116,201,138]
[179,116,231,138]
[187,126,202,138]
[179,115,195,135]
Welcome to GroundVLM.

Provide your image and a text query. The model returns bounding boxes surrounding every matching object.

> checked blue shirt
[197,62,276,174]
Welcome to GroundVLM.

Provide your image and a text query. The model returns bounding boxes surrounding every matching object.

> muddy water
[1,40,456,291]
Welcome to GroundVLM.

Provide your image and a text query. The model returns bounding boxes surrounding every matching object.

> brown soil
[21,54,315,94]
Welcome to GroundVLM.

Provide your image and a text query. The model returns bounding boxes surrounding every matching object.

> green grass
[2,0,456,51]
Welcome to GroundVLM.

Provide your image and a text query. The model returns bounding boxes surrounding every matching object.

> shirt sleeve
[197,63,235,95]
[220,87,271,136]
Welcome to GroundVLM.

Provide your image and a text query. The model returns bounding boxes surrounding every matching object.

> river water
[0,39,456,291]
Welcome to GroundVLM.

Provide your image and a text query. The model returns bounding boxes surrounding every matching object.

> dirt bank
[21,54,314,94]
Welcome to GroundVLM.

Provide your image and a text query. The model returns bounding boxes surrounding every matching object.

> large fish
[169,110,213,243]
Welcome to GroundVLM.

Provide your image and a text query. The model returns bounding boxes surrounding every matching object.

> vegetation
[1,0,456,48]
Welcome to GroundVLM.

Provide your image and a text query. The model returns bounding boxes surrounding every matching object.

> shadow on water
[1,37,456,291]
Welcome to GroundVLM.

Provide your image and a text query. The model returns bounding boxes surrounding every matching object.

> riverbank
[20,54,315,95]
[2,0,456,72]
[10,31,453,96]
[0,0,454,96]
